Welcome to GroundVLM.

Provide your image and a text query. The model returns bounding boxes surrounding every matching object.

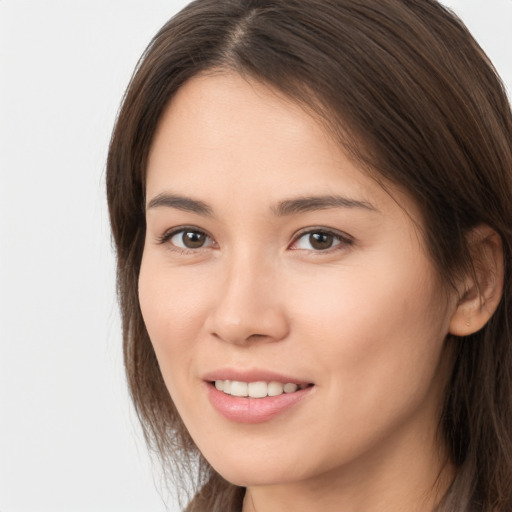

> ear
[449,225,504,336]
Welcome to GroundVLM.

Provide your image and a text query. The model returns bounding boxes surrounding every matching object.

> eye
[291,229,352,251]
[160,228,215,250]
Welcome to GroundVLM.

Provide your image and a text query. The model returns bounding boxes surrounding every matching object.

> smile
[214,380,310,398]
[206,378,315,423]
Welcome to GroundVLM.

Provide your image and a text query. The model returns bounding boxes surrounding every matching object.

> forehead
[146,72,421,226]
[148,72,342,179]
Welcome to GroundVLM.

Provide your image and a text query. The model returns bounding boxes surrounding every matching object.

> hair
[106,1,512,510]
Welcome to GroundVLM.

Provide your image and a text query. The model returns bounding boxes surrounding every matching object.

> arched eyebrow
[146,192,377,216]
[147,193,213,216]
[272,195,377,216]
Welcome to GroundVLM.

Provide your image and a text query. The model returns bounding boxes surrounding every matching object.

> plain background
[0,1,511,511]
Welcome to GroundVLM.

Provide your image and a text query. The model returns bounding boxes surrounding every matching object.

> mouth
[210,379,313,398]
[204,374,315,423]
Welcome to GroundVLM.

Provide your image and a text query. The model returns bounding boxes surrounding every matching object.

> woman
[106,0,512,510]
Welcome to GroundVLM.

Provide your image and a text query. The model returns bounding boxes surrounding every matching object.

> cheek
[138,254,210,380]
[295,261,440,333]
[291,254,449,396]
[138,265,212,439]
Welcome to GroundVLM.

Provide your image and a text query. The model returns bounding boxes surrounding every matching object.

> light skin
[138,72,503,512]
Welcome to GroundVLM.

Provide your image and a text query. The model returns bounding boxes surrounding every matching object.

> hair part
[107,1,512,510]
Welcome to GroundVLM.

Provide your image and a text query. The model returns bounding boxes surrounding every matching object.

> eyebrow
[272,195,377,216]
[147,193,214,216]
[146,192,377,216]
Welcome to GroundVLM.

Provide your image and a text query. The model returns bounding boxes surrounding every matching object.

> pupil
[310,232,333,250]
[183,231,205,248]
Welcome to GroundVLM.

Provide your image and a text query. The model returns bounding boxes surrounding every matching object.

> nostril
[247,333,269,341]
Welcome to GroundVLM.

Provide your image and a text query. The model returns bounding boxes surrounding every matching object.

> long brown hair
[106,1,512,510]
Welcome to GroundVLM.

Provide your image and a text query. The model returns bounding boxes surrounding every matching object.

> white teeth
[214,379,306,398]
[248,381,267,398]
[230,381,248,397]
[267,381,284,396]
[283,383,298,393]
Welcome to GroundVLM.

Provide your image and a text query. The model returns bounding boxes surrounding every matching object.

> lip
[203,368,314,424]
[202,368,312,386]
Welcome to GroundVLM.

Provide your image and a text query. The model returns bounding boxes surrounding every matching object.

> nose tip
[205,264,289,345]
[209,309,289,345]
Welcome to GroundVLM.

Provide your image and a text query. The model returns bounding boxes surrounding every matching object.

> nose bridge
[207,247,288,345]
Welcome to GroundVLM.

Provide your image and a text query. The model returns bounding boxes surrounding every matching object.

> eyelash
[156,226,354,254]
[157,226,215,254]
[290,228,354,253]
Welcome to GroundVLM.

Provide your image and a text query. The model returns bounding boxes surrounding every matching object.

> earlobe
[449,225,504,337]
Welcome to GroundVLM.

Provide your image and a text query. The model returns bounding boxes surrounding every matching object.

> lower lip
[206,383,313,424]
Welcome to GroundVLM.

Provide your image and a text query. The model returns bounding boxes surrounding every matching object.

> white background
[0,1,511,511]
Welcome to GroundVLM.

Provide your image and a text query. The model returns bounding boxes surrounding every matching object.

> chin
[214,464,299,488]
[199,443,316,488]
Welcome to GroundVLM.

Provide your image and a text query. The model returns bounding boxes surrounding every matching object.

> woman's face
[139,72,457,491]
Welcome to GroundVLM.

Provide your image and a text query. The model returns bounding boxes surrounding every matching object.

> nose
[205,253,289,345]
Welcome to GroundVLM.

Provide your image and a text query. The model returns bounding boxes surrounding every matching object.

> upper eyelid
[288,228,354,252]
[155,225,353,247]
[291,226,353,242]
[157,225,213,244]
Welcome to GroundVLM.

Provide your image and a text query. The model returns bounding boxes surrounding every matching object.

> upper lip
[202,368,313,385]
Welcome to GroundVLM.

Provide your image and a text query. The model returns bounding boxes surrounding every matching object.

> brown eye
[308,232,334,250]
[182,231,206,248]
[169,229,212,250]
[292,229,350,252]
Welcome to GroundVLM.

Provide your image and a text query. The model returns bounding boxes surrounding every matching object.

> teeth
[283,383,298,393]
[214,380,305,398]
[267,381,284,396]
[230,381,248,397]
[248,381,267,398]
